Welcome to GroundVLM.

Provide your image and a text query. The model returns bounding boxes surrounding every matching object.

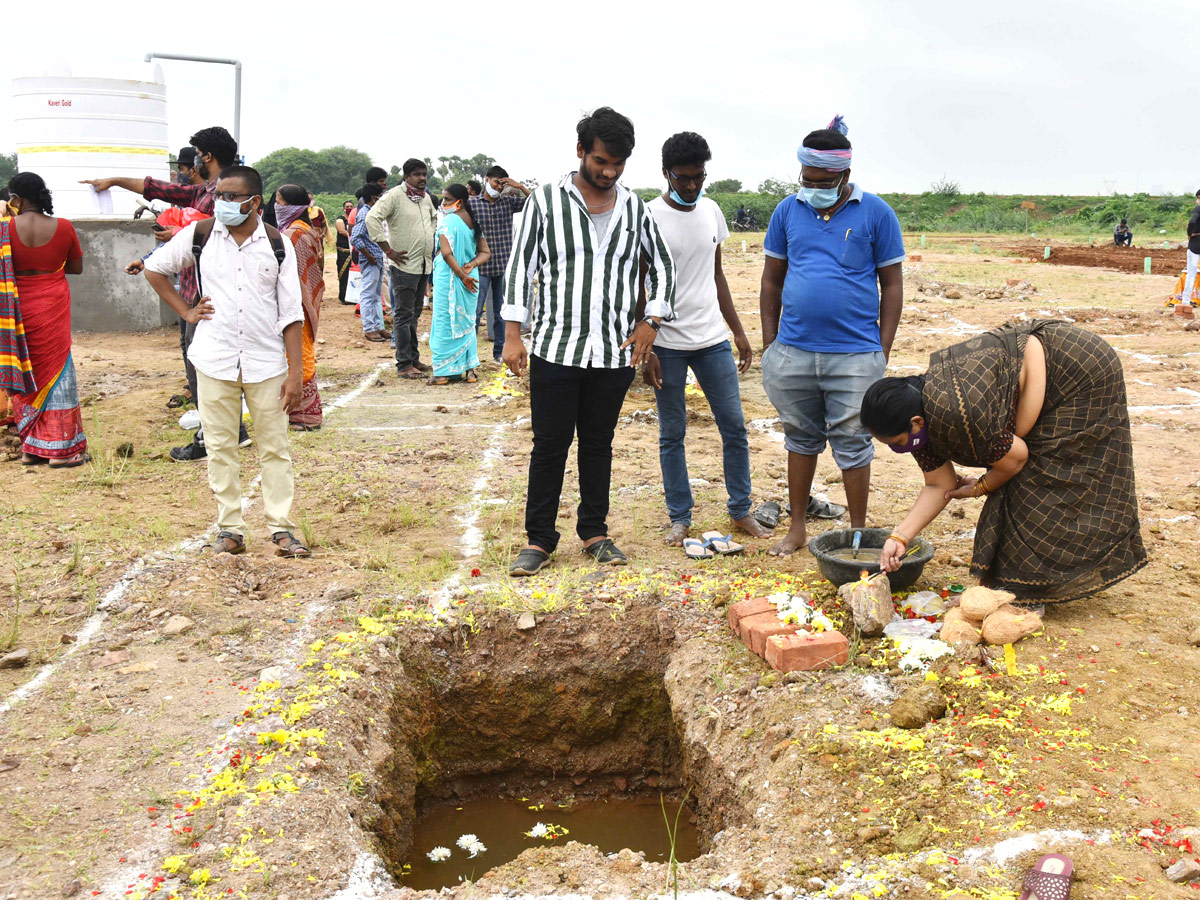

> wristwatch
[643,318,661,332]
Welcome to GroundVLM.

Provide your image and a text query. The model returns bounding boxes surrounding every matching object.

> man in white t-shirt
[640,132,771,550]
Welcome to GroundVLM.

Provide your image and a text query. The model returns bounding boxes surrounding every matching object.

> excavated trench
[370,602,719,889]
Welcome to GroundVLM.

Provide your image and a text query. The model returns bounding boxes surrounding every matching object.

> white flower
[528,823,548,838]
[467,840,487,858]
[427,847,451,862]
[456,834,478,850]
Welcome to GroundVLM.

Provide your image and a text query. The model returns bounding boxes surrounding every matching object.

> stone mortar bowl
[809,527,935,590]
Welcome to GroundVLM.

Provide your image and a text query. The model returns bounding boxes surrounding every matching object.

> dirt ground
[1004,239,1189,275]
[2,236,1199,900]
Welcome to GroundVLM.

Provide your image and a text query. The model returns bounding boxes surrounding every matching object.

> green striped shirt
[502,173,675,368]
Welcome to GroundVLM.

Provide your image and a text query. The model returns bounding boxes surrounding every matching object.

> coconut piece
[981,603,1043,645]
[960,585,1015,624]
[939,607,982,646]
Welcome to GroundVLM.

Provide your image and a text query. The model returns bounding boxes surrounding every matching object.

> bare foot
[732,515,772,539]
[767,527,808,557]
[664,523,689,546]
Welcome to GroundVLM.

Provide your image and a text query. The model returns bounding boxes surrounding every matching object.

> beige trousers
[196,370,295,538]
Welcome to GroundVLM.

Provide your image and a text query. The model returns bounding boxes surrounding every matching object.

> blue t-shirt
[763,185,905,353]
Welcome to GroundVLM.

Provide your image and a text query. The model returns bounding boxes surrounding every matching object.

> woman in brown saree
[860,320,1146,603]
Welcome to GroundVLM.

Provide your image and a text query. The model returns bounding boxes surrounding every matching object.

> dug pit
[370,603,713,891]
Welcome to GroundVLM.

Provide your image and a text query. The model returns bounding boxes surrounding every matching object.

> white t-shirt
[647,196,731,351]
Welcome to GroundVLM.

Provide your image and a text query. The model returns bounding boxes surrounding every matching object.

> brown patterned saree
[916,320,1147,602]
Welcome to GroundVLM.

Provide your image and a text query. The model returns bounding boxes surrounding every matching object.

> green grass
[688,190,1197,237]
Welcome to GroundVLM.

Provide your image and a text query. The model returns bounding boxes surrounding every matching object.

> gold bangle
[888,532,909,548]
[974,474,991,497]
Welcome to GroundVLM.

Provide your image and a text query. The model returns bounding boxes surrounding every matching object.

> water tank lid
[11,60,164,84]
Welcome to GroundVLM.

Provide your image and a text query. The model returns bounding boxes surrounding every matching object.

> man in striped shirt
[502,107,675,576]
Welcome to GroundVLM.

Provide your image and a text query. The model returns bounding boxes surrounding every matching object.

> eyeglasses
[216,191,255,202]
[799,174,844,189]
[667,169,706,188]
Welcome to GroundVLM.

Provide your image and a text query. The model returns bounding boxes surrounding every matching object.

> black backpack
[190,217,287,298]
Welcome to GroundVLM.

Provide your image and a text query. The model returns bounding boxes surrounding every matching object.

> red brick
[741,612,805,657]
[766,630,850,672]
[727,596,776,637]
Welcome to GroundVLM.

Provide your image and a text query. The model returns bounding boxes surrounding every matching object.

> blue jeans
[476,273,506,358]
[358,261,384,334]
[761,341,884,470]
[653,340,753,525]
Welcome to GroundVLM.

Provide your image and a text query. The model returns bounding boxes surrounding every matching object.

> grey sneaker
[510,548,550,577]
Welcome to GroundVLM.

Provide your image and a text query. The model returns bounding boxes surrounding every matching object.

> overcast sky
[5,0,1198,197]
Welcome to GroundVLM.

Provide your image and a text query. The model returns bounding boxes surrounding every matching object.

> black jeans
[336,248,352,302]
[391,269,427,370]
[525,356,635,553]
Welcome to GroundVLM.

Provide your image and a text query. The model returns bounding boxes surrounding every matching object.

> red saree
[9,218,86,460]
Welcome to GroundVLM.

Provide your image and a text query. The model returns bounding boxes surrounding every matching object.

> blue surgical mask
[669,188,705,207]
[214,198,251,227]
[801,177,843,210]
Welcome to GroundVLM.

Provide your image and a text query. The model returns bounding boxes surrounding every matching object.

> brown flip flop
[1018,854,1073,900]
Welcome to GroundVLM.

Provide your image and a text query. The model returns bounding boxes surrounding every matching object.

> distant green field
[632,188,1194,239]
[314,188,1193,241]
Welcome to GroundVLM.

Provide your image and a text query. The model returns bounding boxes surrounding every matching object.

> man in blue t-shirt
[759,116,905,556]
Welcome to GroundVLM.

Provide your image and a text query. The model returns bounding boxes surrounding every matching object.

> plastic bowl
[808,527,935,591]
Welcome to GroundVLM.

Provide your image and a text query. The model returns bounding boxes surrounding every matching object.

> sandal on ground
[683,538,714,559]
[753,501,782,529]
[427,375,452,385]
[702,531,745,555]
[583,538,628,566]
[272,531,311,558]
[166,393,190,409]
[289,423,321,432]
[49,452,91,469]
[413,361,431,372]
[1018,854,1073,900]
[805,496,846,520]
[365,331,389,342]
[510,547,551,577]
[21,453,48,466]
[465,369,478,384]
[205,531,245,555]
[398,368,425,380]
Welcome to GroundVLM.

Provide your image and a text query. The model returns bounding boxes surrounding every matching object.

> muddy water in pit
[403,796,700,890]
[826,546,884,563]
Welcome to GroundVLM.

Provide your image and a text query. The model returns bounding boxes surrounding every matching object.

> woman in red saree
[275,184,325,430]
[4,173,88,467]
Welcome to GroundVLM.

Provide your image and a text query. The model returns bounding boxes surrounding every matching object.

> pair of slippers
[683,531,744,559]
[753,496,846,529]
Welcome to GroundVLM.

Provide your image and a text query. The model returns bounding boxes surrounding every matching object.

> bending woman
[429,183,489,385]
[4,173,88,468]
[275,184,325,430]
[861,319,1146,603]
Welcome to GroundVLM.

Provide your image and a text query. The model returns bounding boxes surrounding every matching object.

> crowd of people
[0,107,1154,604]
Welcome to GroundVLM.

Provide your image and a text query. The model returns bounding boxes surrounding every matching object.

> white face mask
[484,182,501,199]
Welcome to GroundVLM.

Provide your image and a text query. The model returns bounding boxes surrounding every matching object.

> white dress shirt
[146,217,305,383]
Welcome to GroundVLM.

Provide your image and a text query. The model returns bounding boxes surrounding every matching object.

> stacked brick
[727,596,849,672]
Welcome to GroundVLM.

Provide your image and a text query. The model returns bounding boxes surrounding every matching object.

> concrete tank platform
[70,219,178,333]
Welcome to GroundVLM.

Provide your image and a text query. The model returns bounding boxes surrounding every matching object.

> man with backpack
[143,166,311,558]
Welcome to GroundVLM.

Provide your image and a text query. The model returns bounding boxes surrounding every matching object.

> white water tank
[12,63,170,219]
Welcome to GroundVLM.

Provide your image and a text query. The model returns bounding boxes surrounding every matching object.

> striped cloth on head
[0,217,37,395]
[797,114,853,171]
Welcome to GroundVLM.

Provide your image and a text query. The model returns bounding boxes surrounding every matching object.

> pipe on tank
[143,53,243,153]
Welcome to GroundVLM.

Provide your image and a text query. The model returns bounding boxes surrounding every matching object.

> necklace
[585,193,616,213]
